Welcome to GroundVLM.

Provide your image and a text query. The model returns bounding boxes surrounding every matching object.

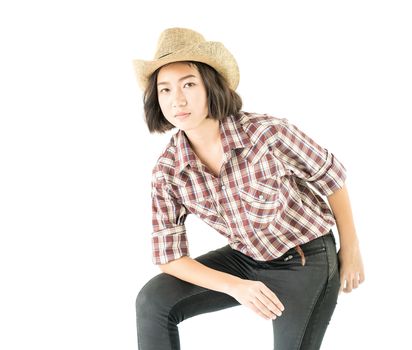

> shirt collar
[175,114,253,174]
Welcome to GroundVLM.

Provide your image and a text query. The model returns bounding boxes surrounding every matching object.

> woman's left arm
[327,184,365,293]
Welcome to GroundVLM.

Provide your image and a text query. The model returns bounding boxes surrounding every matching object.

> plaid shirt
[150,111,346,265]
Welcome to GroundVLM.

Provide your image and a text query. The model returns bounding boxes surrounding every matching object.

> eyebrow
[157,74,197,86]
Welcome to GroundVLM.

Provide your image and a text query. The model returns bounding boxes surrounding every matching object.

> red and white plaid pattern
[150,112,346,264]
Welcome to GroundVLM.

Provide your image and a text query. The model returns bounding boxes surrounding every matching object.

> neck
[184,118,221,152]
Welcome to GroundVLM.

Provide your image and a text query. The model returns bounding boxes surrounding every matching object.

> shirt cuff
[151,225,189,265]
[306,151,347,196]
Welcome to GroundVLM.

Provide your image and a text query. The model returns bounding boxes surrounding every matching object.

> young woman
[133,27,365,350]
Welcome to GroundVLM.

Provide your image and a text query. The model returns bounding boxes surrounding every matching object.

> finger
[248,302,273,320]
[359,271,365,284]
[256,292,283,317]
[261,285,285,312]
[352,273,360,289]
[252,298,277,320]
[339,274,346,293]
[344,274,353,293]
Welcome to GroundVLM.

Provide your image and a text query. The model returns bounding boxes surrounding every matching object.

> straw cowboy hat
[133,27,240,91]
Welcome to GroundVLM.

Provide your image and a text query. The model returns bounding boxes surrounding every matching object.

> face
[157,62,209,132]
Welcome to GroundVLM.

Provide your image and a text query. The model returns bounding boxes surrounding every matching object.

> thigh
[136,247,246,349]
[296,233,340,349]
[254,234,338,350]
[299,263,340,349]
[137,245,249,324]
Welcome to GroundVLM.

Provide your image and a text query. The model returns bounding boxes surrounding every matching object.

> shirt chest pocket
[239,179,282,228]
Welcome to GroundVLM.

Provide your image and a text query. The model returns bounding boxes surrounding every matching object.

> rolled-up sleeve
[151,175,189,265]
[273,118,346,196]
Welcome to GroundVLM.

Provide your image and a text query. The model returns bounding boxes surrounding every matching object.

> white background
[1,0,411,349]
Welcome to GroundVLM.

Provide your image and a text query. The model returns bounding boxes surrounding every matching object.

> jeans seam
[328,261,338,282]
[297,235,337,348]
[295,246,329,350]
[295,281,326,349]
[325,235,338,282]
[303,267,339,349]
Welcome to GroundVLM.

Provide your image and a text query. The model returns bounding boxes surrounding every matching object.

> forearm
[327,183,365,291]
[159,256,242,294]
[327,184,359,247]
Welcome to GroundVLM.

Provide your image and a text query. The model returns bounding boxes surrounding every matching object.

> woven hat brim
[133,41,239,91]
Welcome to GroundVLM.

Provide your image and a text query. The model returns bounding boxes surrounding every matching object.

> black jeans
[136,231,340,350]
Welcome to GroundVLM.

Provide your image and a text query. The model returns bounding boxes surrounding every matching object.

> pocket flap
[239,179,279,204]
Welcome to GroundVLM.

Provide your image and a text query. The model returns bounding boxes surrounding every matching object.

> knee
[136,280,156,319]
[136,274,168,319]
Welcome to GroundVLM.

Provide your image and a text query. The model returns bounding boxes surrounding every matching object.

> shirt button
[275,200,281,207]
[221,185,226,190]
[258,194,264,200]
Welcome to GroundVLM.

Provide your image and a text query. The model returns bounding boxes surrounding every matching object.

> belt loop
[295,245,306,266]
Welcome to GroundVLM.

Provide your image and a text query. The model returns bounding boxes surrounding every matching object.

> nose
[172,88,187,108]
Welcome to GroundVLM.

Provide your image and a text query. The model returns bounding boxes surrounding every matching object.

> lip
[174,112,191,120]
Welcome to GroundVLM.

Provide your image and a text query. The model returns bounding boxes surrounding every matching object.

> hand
[338,241,365,293]
[227,279,285,320]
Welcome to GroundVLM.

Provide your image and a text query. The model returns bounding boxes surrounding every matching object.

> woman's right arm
[159,256,285,320]
[151,172,284,320]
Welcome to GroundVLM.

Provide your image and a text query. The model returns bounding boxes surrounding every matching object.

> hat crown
[133,27,239,91]
[155,28,205,59]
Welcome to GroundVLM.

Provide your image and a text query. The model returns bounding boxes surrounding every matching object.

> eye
[158,88,170,94]
[183,82,195,88]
